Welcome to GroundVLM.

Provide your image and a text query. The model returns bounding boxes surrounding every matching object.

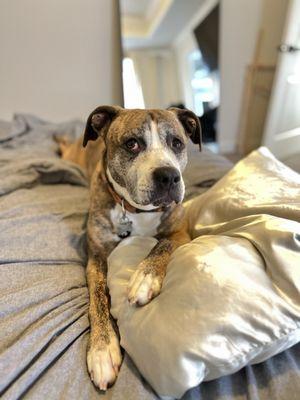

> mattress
[0,114,299,400]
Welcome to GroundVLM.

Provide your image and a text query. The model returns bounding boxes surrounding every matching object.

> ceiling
[120,0,204,50]
[120,0,154,17]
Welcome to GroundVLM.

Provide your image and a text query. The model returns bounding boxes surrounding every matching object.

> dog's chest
[110,204,163,237]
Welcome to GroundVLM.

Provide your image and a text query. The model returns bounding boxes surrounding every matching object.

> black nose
[153,167,180,190]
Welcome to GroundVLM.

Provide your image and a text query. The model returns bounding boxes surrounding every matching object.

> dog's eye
[172,138,184,150]
[125,138,140,153]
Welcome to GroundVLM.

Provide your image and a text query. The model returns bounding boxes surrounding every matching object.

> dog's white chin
[106,168,160,211]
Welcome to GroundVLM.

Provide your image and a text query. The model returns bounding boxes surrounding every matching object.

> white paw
[127,268,161,306]
[87,331,122,391]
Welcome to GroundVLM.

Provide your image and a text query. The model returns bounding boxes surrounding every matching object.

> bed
[0,114,299,400]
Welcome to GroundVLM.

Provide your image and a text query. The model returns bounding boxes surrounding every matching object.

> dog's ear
[83,105,122,147]
[168,107,202,150]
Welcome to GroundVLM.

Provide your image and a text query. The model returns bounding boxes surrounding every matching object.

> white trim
[122,0,174,39]
[147,0,174,37]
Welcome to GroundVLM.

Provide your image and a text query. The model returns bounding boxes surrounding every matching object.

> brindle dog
[58,105,201,390]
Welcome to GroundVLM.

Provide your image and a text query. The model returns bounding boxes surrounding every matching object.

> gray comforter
[0,114,299,400]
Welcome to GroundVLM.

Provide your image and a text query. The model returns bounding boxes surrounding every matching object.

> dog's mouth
[135,184,183,207]
[136,187,182,207]
[150,191,183,207]
[152,196,179,207]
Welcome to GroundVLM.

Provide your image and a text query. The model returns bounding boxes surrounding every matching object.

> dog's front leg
[127,230,190,306]
[86,256,122,390]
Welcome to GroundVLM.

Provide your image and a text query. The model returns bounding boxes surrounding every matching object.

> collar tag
[117,200,133,238]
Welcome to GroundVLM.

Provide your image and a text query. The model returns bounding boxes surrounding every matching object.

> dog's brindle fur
[58,106,201,390]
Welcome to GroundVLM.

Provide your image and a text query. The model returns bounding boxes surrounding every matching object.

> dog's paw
[127,268,162,306]
[87,330,122,391]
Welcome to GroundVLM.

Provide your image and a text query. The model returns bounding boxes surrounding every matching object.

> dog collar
[102,172,168,214]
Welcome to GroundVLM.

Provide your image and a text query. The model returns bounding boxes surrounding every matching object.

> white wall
[173,33,197,111]
[128,48,180,109]
[157,50,181,108]
[219,0,262,153]
[0,0,123,122]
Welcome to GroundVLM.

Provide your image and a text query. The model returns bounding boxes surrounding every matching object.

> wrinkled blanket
[0,115,299,400]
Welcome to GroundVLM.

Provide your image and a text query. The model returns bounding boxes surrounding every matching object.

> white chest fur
[110,204,163,237]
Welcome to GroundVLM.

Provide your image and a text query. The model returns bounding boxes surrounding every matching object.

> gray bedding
[0,114,299,400]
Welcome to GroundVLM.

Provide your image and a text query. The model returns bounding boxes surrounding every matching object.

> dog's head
[83,106,201,208]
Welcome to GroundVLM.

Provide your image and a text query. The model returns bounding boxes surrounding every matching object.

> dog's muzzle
[152,167,182,205]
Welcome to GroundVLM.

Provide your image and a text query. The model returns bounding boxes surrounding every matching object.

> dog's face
[83,106,201,207]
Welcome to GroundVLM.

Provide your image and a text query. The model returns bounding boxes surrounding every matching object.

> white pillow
[107,148,300,399]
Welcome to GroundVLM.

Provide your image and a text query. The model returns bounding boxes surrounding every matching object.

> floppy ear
[168,107,202,150]
[83,105,122,147]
